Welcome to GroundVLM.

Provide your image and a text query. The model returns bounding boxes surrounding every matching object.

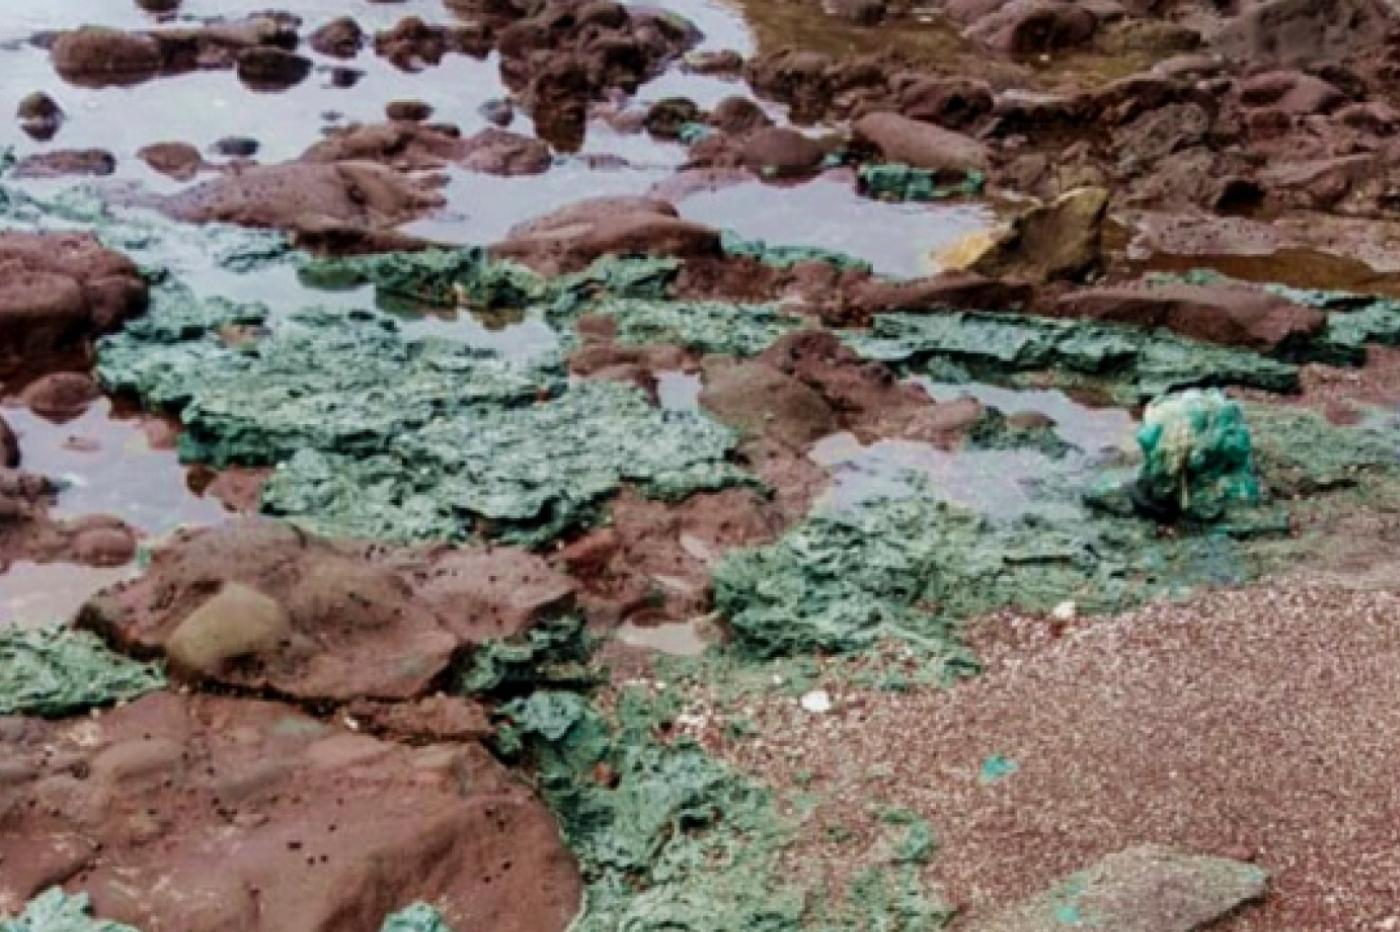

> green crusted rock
[101,308,559,468]
[0,889,140,932]
[459,616,598,696]
[858,163,985,202]
[379,904,454,932]
[563,297,804,357]
[0,626,165,718]
[299,248,679,315]
[714,495,1124,663]
[1135,389,1259,522]
[262,381,747,546]
[720,230,872,273]
[851,311,1300,403]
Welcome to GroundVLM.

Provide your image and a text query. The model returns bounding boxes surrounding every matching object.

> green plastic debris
[1135,390,1260,522]
[721,230,873,273]
[0,626,165,718]
[851,312,1301,404]
[379,903,454,932]
[261,381,747,546]
[0,889,140,932]
[978,755,1019,784]
[858,163,985,203]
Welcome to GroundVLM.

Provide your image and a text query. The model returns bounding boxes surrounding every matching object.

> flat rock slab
[0,691,581,932]
[967,845,1267,932]
[77,518,575,701]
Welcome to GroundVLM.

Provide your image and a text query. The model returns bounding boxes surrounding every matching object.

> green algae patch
[1135,390,1259,523]
[0,626,165,718]
[496,687,950,932]
[721,230,873,273]
[0,889,140,932]
[858,164,985,203]
[101,306,556,468]
[851,311,1300,403]
[460,616,599,697]
[299,248,679,315]
[569,297,806,356]
[713,496,1118,664]
[262,380,749,547]
[379,904,454,932]
[1244,403,1400,494]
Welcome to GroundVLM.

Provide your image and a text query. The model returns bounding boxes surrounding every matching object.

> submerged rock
[967,845,1267,931]
[12,148,116,179]
[0,691,582,932]
[15,91,64,140]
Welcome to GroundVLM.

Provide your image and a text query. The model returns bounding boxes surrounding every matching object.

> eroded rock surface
[0,691,582,932]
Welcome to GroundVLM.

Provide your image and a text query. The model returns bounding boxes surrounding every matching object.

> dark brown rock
[50,27,163,85]
[968,186,1109,283]
[385,98,434,122]
[0,416,17,469]
[459,127,552,175]
[0,692,583,932]
[16,91,64,140]
[896,76,994,130]
[236,47,313,89]
[309,16,365,58]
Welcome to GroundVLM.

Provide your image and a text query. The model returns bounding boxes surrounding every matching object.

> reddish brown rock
[967,186,1109,283]
[459,127,552,175]
[739,126,825,177]
[896,76,994,130]
[50,26,163,85]
[746,49,836,124]
[77,519,577,702]
[964,0,1098,55]
[0,232,148,376]
[12,148,116,179]
[1239,70,1347,116]
[137,140,206,181]
[1216,0,1396,67]
[159,161,445,237]
[0,472,136,572]
[301,120,467,170]
[19,371,99,421]
[493,197,720,274]
[853,111,989,172]
[375,16,486,70]
[0,692,582,932]
[709,96,772,134]
[699,359,840,447]
[1047,283,1327,353]
[344,694,494,743]
[386,99,434,122]
[831,271,1033,326]
[562,487,783,625]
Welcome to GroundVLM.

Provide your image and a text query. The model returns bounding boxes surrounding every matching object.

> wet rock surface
[78,519,576,701]
[0,232,148,377]
[0,691,582,932]
[6,0,1400,927]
